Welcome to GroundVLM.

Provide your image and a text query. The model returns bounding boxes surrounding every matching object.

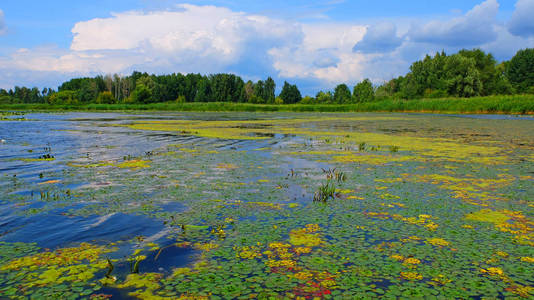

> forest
[1,48,533,106]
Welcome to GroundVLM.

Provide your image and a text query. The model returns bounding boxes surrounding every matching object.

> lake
[1,112,533,299]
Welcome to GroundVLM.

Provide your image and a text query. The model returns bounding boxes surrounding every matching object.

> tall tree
[443,55,482,97]
[334,84,351,103]
[194,78,211,102]
[279,81,301,104]
[506,48,534,93]
[264,77,276,103]
[242,80,255,103]
[458,49,509,96]
[353,79,375,102]
[253,80,265,103]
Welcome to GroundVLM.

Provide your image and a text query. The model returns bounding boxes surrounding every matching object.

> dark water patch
[138,243,198,275]
[0,213,165,249]
[447,114,534,120]
[157,201,187,214]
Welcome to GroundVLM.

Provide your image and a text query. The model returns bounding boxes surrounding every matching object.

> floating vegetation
[0,242,117,298]
[0,112,533,299]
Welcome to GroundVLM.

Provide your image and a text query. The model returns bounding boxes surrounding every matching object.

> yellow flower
[513,285,533,298]
[304,224,320,233]
[496,251,509,258]
[194,242,219,252]
[520,257,534,263]
[426,238,450,247]
[425,222,439,231]
[400,271,423,280]
[295,247,312,255]
[237,246,262,259]
[269,242,291,249]
[430,274,451,285]
[481,267,503,276]
[403,258,421,265]
[266,259,296,268]
[293,271,313,281]
[390,255,404,261]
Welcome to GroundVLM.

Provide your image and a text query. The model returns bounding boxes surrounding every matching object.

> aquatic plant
[313,180,337,203]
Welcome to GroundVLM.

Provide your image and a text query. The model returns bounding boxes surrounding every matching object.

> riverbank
[1,95,533,114]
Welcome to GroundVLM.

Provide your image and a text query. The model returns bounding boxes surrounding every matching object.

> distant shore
[1,95,534,115]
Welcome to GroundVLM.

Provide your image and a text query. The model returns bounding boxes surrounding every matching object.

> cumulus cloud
[353,23,404,53]
[0,9,6,35]
[508,0,534,38]
[483,24,534,60]
[0,5,303,80]
[15,5,368,88]
[409,0,499,47]
[269,23,366,84]
[2,1,534,94]
[70,5,302,71]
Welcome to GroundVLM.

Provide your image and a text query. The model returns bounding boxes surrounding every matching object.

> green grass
[1,95,534,114]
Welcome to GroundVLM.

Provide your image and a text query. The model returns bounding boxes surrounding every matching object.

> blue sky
[0,0,533,94]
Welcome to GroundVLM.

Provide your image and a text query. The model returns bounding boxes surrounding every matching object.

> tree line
[1,48,532,105]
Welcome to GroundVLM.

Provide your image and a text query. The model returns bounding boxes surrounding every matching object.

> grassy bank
[1,95,534,114]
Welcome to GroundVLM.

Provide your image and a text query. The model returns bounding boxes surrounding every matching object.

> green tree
[253,80,266,103]
[443,55,482,97]
[494,62,515,95]
[47,90,78,104]
[407,52,448,98]
[264,77,276,103]
[334,84,351,103]
[242,80,255,103]
[352,79,375,102]
[78,80,99,103]
[458,49,512,96]
[315,91,333,103]
[194,78,211,102]
[131,84,152,103]
[300,96,315,104]
[506,48,534,93]
[279,81,301,104]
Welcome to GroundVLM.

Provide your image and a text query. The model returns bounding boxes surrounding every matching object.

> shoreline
[1,95,534,115]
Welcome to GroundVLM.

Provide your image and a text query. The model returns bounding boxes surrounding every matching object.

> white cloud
[0,5,303,79]
[1,1,534,94]
[482,24,534,60]
[70,5,302,70]
[2,5,368,89]
[0,46,141,74]
[508,0,534,38]
[269,23,367,84]
[409,0,499,47]
[0,9,6,35]
[353,23,404,53]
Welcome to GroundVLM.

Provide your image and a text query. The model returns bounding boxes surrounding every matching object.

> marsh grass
[323,168,346,183]
[313,180,337,203]
[2,95,533,114]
